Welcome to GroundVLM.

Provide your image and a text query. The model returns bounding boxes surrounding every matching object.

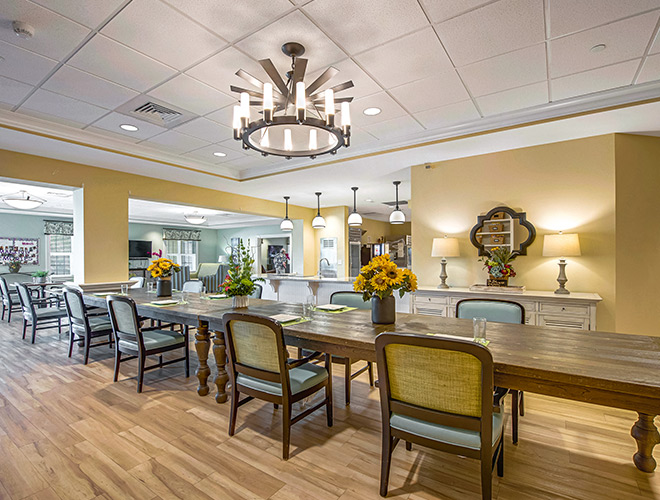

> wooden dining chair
[456,298,525,444]
[15,282,67,343]
[62,287,114,365]
[375,332,504,499]
[0,276,21,323]
[222,312,333,460]
[106,295,189,393]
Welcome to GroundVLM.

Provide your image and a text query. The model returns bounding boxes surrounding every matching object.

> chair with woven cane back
[456,298,525,444]
[15,282,67,343]
[222,312,333,460]
[375,332,504,499]
[0,276,21,323]
[106,294,189,393]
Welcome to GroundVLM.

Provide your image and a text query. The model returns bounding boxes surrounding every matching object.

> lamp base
[554,258,571,295]
[438,258,450,289]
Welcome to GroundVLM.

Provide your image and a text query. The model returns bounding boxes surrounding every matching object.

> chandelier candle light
[230,42,353,159]
[280,196,294,232]
[347,187,363,227]
[389,181,405,224]
[312,192,326,229]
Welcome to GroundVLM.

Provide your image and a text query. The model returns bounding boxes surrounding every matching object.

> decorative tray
[469,284,526,294]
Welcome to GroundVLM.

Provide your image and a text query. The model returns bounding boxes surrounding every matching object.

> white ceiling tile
[218,137,253,154]
[303,0,428,54]
[42,65,138,109]
[413,100,481,129]
[30,0,126,28]
[354,27,455,89]
[0,40,57,85]
[236,11,346,74]
[549,0,660,38]
[149,74,234,115]
[85,125,142,144]
[638,53,660,83]
[19,88,108,126]
[162,0,293,42]
[186,46,267,94]
[182,143,246,164]
[388,73,470,113]
[0,0,90,59]
[174,117,231,143]
[301,58,381,100]
[436,0,545,66]
[68,35,177,92]
[206,105,235,125]
[476,81,548,116]
[550,12,659,78]
[143,130,211,154]
[458,44,547,97]
[551,59,639,101]
[361,115,424,140]
[349,92,408,127]
[420,0,495,23]
[89,111,168,140]
[0,76,33,106]
[101,0,227,71]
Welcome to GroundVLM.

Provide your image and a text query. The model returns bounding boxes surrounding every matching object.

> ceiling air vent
[132,102,182,124]
[116,96,197,129]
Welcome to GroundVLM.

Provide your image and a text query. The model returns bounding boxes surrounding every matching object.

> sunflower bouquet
[353,254,418,300]
[147,249,181,278]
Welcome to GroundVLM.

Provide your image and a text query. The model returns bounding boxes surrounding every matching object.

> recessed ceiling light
[120,124,139,132]
[363,107,381,116]
[590,44,606,53]
[213,151,227,157]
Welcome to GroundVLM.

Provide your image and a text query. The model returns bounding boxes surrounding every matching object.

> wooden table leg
[212,330,229,404]
[631,413,659,472]
[194,320,211,396]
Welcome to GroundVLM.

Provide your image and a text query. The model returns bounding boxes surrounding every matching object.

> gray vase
[156,278,172,297]
[371,295,396,324]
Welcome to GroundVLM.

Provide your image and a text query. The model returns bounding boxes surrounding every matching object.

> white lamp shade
[280,218,294,231]
[347,211,362,227]
[389,209,405,224]
[312,215,326,229]
[431,237,460,257]
[543,233,581,257]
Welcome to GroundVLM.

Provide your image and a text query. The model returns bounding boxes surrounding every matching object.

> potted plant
[353,254,418,324]
[480,246,516,286]
[221,239,263,308]
[147,250,181,297]
[0,249,28,274]
[32,270,49,283]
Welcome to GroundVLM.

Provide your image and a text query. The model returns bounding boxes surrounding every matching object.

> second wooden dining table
[82,289,660,474]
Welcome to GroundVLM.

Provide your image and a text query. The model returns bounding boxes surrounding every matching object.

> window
[47,234,72,277]
[165,239,198,270]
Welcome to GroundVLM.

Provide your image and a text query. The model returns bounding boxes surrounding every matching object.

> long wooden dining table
[82,289,660,473]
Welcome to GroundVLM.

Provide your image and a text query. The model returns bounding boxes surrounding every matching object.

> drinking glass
[120,284,129,295]
[147,282,154,293]
[302,295,316,319]
[181,291,190,304]
[473,317,487,344]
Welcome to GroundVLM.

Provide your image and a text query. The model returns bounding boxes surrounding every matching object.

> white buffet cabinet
[413,287,602,331]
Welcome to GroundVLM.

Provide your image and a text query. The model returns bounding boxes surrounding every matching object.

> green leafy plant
[479,246,517,278]
[32,271,49,278]
[221,239,264,297]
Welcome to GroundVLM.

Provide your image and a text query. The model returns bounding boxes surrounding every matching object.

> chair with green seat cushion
[375,333,504,499]
[456,298,525,444]
[15,282,67,343]
[106,294,189,393]
[222,312,333,460]
[63,287,114,365]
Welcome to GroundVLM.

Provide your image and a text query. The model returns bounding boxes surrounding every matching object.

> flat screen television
[129,240,152,258]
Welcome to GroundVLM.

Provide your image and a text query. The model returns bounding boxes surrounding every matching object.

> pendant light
[280,196,294,232]
[389,181,405,224]
[312,192,326,229]
[2,190,45,210]
[347,186,362,227]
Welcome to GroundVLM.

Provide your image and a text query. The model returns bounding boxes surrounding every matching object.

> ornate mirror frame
[469,206,536,257]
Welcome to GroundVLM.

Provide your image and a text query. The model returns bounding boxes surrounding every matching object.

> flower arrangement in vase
[480,246,516,287]
[0,248,30,273]
[221,239,264,308]
[147,249,181,297]
[353,254,417,324]
[272,248,289,275]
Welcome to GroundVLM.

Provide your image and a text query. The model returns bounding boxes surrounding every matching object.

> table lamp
[542,232,581,294]
[431,236,460,289]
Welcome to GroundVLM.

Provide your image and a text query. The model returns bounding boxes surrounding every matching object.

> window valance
[44,220,74,236]
[162,228,201,241]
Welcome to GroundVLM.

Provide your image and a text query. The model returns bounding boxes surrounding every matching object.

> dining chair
[15,282,67,343]
[62,287,114,365]
[456,298,525,444]
[375,332,504,499]
[249,283,263,299]
[0,276,21,323]
[182,280,204,293]
[106,295,189,393]
[222,312,333,460]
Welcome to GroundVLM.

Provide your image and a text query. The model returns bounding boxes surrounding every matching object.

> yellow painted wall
[411,135,617,332]
[360,218,411,244]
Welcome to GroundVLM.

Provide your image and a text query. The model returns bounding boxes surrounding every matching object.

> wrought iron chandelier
[231,42,353,159]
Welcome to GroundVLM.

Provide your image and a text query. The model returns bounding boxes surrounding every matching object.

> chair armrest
[492,386,509,412]
[287,351,324,369]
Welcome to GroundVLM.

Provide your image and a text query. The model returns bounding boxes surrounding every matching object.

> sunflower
[151,267,163,278]
[371,272,389,291]
[159,261,172,270]
[147,263,156,271]
[353,274,366,292]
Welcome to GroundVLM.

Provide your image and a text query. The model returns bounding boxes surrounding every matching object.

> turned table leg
[631,413,659,472]
[212,330,229,403]
[194,320,211,396]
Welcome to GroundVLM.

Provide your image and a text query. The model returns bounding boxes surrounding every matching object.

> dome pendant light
[347,186,363,227]
[184,212,206,225]
[389,181,406,225]
[2,190,45,210]
[312,192,326,229]
[280,196,294,232]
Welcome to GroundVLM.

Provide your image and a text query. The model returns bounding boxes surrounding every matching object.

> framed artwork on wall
[0,237,39,265]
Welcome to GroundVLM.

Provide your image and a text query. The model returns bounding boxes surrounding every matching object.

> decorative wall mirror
[469,206,536,256]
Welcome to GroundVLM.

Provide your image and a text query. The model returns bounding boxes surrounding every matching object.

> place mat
[149,299,180,307]
[426,332,490,346]
[281,317,312,327]
[315,306,357,314]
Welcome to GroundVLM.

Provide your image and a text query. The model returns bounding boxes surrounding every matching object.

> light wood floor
[0,319,658,500]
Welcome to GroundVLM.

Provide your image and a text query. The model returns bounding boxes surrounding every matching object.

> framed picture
[0,237,39,265]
